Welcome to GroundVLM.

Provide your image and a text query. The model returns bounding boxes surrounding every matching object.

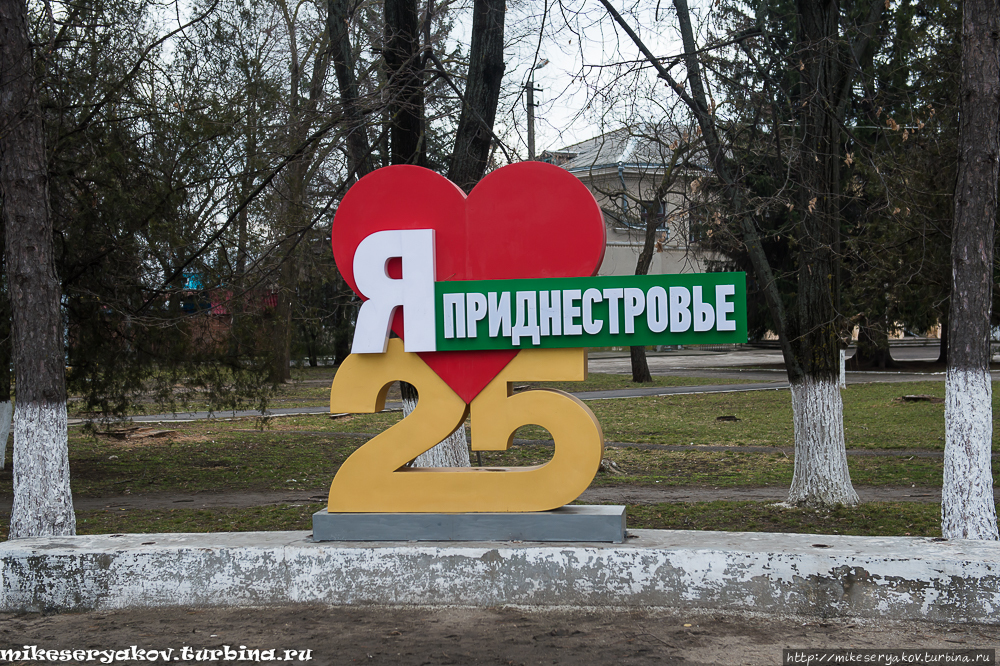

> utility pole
[525,59,547,160]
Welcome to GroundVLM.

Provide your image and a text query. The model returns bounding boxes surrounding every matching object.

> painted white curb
[2,529,999,623]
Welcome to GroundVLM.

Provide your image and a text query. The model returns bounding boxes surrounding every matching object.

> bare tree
[629,135,695,383]
[941,0,1000,540]
[599,0,883,506]
[330,0,506,467]
[269,0,333,384]
[0,0,76,537]
[447,0,506,192]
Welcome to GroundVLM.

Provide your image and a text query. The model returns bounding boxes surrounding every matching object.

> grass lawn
[625,501,944,536]
[62,430,358,497]
[290,380,965,452]
[2,379,996,540]
[589,381,956,450]
[592,448,954,488]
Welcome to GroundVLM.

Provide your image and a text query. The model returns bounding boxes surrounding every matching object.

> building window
[639,201,667,232]
[689,208,708,244]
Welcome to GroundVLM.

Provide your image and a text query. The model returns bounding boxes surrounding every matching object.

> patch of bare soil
[102,426,179,440]
[894,395,946,404]
[0,605,995,665]
[91,430,214,447]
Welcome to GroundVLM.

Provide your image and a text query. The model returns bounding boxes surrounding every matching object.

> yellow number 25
[327,338,604,513]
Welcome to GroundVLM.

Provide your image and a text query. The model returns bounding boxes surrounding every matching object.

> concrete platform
[2,529,999,623]
[312,505,626,542]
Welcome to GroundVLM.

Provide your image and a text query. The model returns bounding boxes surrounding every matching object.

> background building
[542,125,716,277]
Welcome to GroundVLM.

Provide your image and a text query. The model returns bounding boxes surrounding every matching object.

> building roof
[541,125,692,174]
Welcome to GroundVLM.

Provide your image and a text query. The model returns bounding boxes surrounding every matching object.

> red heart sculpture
[332,161,606,403]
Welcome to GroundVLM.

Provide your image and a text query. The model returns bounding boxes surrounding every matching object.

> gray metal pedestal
[312,505,626,543]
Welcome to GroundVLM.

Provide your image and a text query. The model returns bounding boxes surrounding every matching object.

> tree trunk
[235,99,258,278]
[384,0,424,166]
[446,0,505,192]
[937,308,949,364]
[850,321,896,369]
[784,0,861,507]
[385,0,465,463]
[0,401,11,471]
[384,0,508,469]
[630,202,660,383]
[307,332,318,367]
[627,151,686,384]
[269,25,331,385]
[786,377,857,505]
[401,381,470,467]
[332,283,354,366]
[330,0,507,468]
[269,260,294,384]
[327,5,371,377]
[942,0,1000,540]
[0,0,76,537]
[629,346,652,383]
[329,0,375,181]
[0,213,11,470]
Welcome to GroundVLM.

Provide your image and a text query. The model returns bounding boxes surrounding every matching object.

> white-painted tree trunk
[787,376,859,507]
[943,369,998,539]
[0,400,11,470]
[402,394,472,468]
[941,0,1000,541]
[8,402,75,538]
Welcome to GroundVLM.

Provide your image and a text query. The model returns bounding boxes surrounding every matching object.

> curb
[2,529,998,623]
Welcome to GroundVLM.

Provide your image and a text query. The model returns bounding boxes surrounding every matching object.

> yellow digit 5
[466,347,605,509]
[327,338,604,513]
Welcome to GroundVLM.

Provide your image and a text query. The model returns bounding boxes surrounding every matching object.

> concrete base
[3,530,1000,623]
[312,505,626,542]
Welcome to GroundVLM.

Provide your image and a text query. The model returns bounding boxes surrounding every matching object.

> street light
[526,59,548,160]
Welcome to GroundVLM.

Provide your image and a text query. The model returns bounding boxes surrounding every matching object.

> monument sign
[314,161,746,540]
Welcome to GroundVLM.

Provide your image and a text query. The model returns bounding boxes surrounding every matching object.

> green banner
[434,273,747,351]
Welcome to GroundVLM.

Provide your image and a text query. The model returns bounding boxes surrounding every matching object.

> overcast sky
[495,0,695,155]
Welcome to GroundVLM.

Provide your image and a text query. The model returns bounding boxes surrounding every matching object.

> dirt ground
[1,605,998,665]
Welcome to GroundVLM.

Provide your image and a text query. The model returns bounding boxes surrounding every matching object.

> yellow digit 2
[327,338,604,513]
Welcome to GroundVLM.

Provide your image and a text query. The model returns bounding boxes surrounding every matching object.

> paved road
[589,344,1000,384]
[589,345,947,373]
